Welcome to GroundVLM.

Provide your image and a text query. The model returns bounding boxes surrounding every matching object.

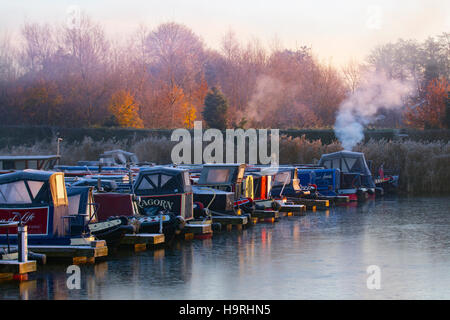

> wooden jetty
[184,220,213,240]
[27,240,108,264]
[278,204,306,216]
[0,260,36,281]
[252,209,279,223]
[288,197,330,210]
[120,233,165,251]
[316,195,349,204]
[0,222,37,281]
[212,215,248,232]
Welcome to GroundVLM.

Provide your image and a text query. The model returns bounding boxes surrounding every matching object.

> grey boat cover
[318,151,372,176]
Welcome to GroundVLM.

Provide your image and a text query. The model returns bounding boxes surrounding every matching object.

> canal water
[1,196,450,300]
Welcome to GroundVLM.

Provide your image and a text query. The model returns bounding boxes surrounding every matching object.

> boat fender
[244,213,252,226]
[212,222,222,232]
[272,201,281,211]
[193,201,205,218]
[120,224,136,234]
[176,216,186,230]
[375,187,384,196]
[118,216,129,226]
[28,251,46,265]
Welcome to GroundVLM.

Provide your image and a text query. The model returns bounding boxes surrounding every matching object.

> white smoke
[334,71,412,150]
[246,75,286,123]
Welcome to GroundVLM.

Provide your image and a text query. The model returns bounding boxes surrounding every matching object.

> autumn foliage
[405,78,450,129]
[0,15,448,130]
[108,90,143,128]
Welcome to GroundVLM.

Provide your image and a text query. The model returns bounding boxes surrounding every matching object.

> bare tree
[20,22,56,74]
[60,13,110,125]
[0,32,19,82]
[341,58,363,93]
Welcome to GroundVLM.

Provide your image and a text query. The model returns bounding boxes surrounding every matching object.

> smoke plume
[334,71,412,150]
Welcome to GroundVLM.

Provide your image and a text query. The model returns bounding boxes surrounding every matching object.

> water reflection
[1,196,450,299]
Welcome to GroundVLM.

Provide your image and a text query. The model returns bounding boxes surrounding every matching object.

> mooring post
[13,212,28,262]
[18,225,28,263]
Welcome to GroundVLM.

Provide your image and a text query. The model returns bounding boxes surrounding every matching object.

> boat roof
[100,149,136,156]
[318,151,371,175]
[139,166,188,175]
[319,150,365,160]
[0,155,60,161]
[203,163,243,167]
[0,169,57,183]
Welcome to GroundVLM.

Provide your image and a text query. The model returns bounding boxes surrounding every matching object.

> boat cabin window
[1,160,15,170]
[28,180,44,198]
[99,157,115,165]
[332,159,340,170]
[28,160,38,169]
[206,168,230,184]
[137,177,155,191]
[160,174,172,187]
[273,171,291,186]
[137,173,182,193]
[115,153,127,165]
[68,194,81,215]
[346,158,363,173]
[0,181,33,204]
[160,175,179,193]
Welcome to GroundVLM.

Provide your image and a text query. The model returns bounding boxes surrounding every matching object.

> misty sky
[0,0,449,65]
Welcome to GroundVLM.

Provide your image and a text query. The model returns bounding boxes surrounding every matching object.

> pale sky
[0,0,449,66]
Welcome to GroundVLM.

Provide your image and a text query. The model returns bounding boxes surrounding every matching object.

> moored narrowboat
[0,170,92,245]
[92,166,194,241]
[317,151,380,201]
[193,164,253,216]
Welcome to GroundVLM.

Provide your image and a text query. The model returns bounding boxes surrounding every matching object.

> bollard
[18,225,28,263]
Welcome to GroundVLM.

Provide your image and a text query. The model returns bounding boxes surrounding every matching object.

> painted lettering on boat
[0,207,49,235]
[0,211,35,224]
[138,198,174,210]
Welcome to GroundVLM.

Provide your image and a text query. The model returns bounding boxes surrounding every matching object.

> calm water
[1,196,450,300]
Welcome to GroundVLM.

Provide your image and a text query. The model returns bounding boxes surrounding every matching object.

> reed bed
[0,135,448,194]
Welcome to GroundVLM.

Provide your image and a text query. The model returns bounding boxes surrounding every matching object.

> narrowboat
[296,168,341,197]
[0,155,60,174]
[66,185,133,248]
[374,164,399,194]
[193,164,253,216]
[93,166,194,241]
[55,150,151,178]
[0,170,93,245]
[268,167,312,199]
[317,151,380,201]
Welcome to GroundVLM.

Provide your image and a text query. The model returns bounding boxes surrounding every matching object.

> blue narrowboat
[317,151,379,201]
